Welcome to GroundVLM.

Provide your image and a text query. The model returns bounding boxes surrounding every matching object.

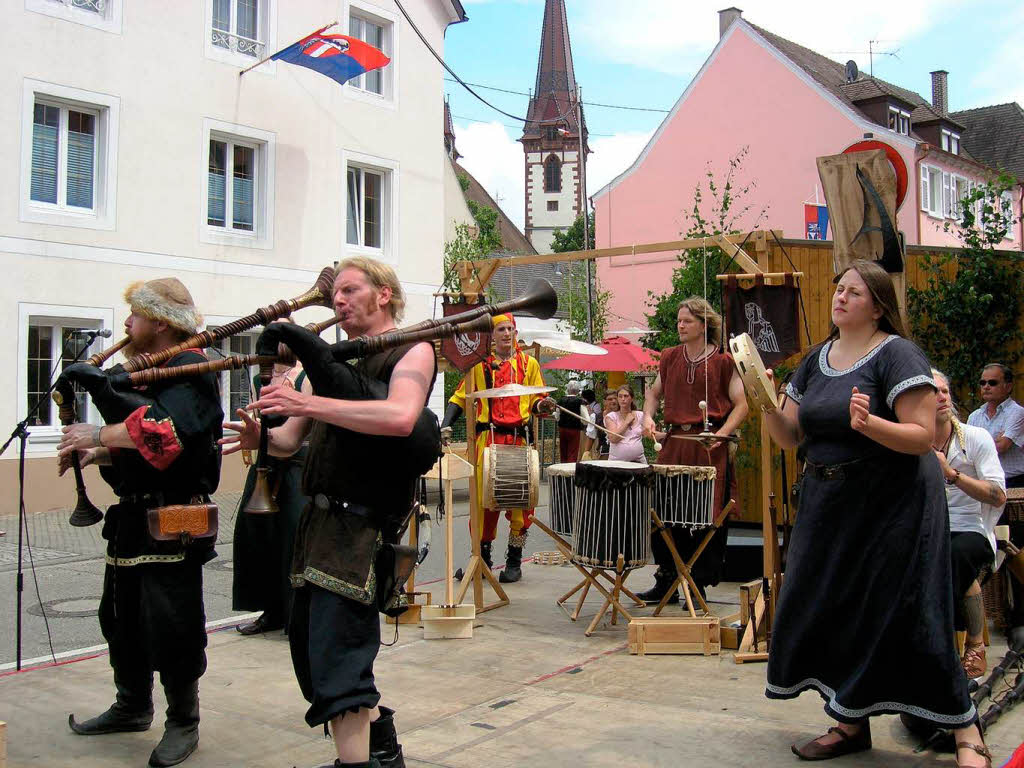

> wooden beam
[711,234,760,274]
[464,231,784,272]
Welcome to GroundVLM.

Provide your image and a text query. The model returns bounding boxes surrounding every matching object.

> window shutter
[346,167,361,245]
[919,166,929,213]
[66,115,95,209]
[941,172,951,218]
[31,110,59,204]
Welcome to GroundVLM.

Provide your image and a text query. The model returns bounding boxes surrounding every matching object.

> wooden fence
[731,238,1023,525]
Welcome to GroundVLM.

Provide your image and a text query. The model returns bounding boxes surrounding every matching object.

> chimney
[930,70,948,116]
[719,7,743,39]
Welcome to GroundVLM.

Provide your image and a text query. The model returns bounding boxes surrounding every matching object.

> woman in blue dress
[761,260,989,766]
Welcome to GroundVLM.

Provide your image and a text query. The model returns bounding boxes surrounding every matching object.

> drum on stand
[482,443,540,511]
[571,461,652,569]
[546,463,577,537]
[651,465,717,529]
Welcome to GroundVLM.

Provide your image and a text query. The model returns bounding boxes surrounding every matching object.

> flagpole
[239,21,338,77]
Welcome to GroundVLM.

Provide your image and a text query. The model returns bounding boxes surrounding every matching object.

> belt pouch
[146,503,219,545]
[375,543,418,617]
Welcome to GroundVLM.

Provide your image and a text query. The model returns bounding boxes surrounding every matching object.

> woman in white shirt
[604,385,646,464]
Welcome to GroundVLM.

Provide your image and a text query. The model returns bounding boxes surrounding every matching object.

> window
[211,0,264,57]
[342,150,398,262]
[346,166,384,248]
[20,81,119,230]
[888,106,910,136]
[543,125,561,141]
[213,332,259,416]
[26,0,123,33]
[941,129,960,155]
[26,322,96,428]
[544,155,562,193]
[547,200,559,211]
[920,165,943,217]
[201,119,275,248]
[208,138,256,232]
[1002,192,1015,241]
[346,3,396,105]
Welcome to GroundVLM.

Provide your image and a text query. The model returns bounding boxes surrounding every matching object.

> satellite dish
[845,60,859,83]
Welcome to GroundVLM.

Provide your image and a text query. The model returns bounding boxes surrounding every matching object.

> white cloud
[453,121,655,234]
[573,0,961,78]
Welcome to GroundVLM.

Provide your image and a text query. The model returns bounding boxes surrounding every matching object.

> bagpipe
[55,270,558,525]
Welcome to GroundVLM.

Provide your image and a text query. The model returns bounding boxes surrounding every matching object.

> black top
[557,395,586,430]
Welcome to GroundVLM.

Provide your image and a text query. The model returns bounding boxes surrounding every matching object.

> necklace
[682,343,714,385]
[932,425,953,455]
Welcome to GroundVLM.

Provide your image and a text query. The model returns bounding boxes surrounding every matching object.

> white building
[1,0,467,515]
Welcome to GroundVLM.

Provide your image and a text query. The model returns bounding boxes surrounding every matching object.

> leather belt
[120,492,197,506]
[803,458,866,482]
[313,493,372,519]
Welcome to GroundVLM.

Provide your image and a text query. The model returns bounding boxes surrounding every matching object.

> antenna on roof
[845,60,859,83]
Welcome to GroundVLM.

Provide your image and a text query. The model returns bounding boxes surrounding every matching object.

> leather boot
[69,673,154,735]
[499,533,526,583]
[330,760,382,768]
[370,706,405,768]
[455,542,492,581]
[635,568,679,605]
[148,680,200,767]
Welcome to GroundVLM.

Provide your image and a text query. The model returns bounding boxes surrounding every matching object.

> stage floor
[1,559,1021,768]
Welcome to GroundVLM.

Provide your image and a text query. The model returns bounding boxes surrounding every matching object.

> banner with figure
[440,298,492,372]
[722,275,802,367]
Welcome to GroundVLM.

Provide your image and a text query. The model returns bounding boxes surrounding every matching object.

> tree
[440,176,507,293]
[551,213,610,342]
[643,148,767,351]
[908,174,1023,408]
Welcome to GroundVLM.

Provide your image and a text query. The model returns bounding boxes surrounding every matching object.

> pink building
[593,8,1023,338]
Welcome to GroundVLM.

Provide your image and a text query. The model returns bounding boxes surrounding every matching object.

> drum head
[583,460,647,470]
[729,332,779,412]
[546,462,577,477]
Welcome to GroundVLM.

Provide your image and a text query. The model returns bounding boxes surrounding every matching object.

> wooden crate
[628,617,721,656]
[720,612,742,650]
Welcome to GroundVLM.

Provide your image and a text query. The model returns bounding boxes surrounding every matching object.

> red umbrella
[541,336,660,372]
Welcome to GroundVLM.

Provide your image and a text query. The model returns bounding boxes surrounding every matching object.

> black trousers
[650,522,729,588]
[949,531,992,632]
[98,557,208,691]
[289,584,381,728]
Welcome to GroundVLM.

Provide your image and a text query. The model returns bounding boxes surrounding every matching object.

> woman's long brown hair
[829,259,908,339]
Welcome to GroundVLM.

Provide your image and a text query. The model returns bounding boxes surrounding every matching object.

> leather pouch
[375,543,418,618]
[146,503,219,544]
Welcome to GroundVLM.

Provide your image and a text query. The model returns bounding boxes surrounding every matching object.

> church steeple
[521,0,589,254]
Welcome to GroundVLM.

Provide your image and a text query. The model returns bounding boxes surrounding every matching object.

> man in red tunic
[640,297,748,605]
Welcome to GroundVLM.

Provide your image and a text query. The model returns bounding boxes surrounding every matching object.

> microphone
[77,328,114,338]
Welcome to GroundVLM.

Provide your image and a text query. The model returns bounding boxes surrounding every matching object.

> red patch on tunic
[124,406,183,470]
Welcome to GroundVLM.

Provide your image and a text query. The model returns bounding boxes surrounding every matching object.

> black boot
[370,706,405,768]
[330,760,382,768]
[455,541,492,581]
[635,568,679,605]
[148,680,200,767]
[69,673,154,735]
[499,532,526,583]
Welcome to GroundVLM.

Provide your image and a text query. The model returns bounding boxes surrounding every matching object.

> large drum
[482,443,540,511]
[546,462,576,537]
[571,461,652,569]
[652,465,717,528]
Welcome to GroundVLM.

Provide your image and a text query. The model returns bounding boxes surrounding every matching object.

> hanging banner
[804,204,829,240]
[440,299,491,373]
[723,275,802,366]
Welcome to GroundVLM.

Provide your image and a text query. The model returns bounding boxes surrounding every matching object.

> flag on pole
[804,203,829,240]
[270,26,390,86]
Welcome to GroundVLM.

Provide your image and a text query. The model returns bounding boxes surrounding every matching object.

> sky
[442,0,1024,234]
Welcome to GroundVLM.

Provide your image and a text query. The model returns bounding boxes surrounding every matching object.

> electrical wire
[395,0,577,126]
[443,77,671,113]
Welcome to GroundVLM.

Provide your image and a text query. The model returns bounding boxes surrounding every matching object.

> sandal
[955,740,992,768]
[792,724,871,761]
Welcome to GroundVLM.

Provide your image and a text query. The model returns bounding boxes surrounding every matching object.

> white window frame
[941,128,960,156]
[342,149,399,265]
[920,164,944,218]
[204,318,260,418]
[1002,192,1016,241]
[344,1,399,111]
[200,118,275,250]
[17,302,114,449]
[204,0,277,72]
[25,0,123,34]
[887,106,910,136]
[29,100,100,213]
[20,80,119,231]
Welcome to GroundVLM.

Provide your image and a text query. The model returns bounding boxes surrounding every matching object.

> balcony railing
[211,29,265,58]
[54,0,105,11]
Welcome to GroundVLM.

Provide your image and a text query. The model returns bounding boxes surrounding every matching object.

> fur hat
[123,278,202,334]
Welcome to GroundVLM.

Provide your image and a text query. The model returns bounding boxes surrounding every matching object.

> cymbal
[533,337,608,356]
[472,383,557,399]
[670,431,740,449]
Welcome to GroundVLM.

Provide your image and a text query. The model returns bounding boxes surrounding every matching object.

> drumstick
[548,402,663,452]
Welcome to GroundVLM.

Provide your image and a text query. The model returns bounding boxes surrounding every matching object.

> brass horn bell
[243,467,278,515]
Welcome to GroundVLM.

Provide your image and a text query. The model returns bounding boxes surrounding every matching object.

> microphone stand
[1,329,107,670]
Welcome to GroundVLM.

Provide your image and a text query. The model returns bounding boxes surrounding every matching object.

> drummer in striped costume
[442,314,554,583]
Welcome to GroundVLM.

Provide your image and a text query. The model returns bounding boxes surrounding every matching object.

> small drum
[652,464,717,528]
[546,462,576,537]
[482,444,540,511]
[571,461,652,569]
[729,332,778,412]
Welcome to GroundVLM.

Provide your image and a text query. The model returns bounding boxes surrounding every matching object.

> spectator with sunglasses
[967,363,1024,488]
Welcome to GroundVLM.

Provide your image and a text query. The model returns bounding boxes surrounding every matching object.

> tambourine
[728,333,778,413]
